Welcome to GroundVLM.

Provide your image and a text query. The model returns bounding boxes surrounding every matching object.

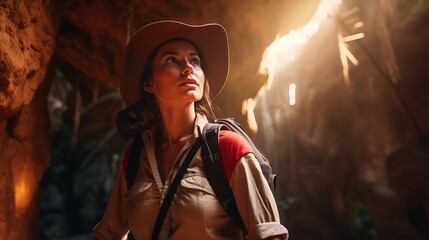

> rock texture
[0,1,59,115]
[0,1,59,239]
[252,0,429,239]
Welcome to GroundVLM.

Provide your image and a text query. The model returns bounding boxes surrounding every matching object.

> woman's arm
[93,168,130,239]
[229,154,288,240]
[218,130,288,240]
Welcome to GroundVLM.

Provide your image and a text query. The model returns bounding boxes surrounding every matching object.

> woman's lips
[180,78,199,86]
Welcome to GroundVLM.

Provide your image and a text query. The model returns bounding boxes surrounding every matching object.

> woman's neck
[157,103,196,145]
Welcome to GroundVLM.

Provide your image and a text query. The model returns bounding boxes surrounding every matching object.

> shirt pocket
[178,175,217,222]
[179,174,233,235]
[180,175,215,196]
[124,179,158,236]
[123,179,153,199]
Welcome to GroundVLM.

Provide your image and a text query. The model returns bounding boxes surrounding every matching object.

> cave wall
[253,0,429,239]
[0,1,60,239]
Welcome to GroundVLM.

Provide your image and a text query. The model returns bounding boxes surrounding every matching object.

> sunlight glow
[289,83,296,106]
[343,33,365,42]
[243,0,363,133]
[242,98,259,133]
[353,21,364,28]
[14,170,32,212]
[245,0,343,133]
[303,21,320,36]
[337,4,365,88]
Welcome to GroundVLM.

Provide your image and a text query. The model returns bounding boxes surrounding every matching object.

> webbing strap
[201,123,246,231]
[151,138,202,240]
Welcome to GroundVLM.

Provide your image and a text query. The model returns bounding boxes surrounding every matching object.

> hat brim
[121,20,229,107]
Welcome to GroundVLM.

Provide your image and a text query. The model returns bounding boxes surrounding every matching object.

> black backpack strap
[124,135,144,240]
[201,123,247,231]
[126,135,143,189]
[151,137,202,240]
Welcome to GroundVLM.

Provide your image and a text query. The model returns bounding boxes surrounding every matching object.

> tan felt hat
[121,20,230,107]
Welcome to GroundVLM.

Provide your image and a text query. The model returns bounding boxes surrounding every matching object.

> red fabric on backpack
[219,130,255,182]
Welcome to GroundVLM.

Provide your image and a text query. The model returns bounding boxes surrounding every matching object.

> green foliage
[353,201,378,240]
[51,122,72,164]
[277,197,296,211]
[39,163,71,191]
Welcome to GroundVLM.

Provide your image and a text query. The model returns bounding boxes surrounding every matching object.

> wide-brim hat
[121,20,229,107]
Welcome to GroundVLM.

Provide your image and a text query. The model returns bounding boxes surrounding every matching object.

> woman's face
[146,40,205,106]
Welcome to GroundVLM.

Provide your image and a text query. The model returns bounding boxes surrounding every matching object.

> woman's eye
[166,57,177,64]
[190,58,200,66]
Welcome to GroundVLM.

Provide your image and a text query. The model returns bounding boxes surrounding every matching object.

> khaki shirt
[93,115,288,239]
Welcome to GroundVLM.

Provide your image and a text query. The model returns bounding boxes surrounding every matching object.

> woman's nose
[182,61,194,75]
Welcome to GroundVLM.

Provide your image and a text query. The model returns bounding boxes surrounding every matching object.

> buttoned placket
[143,131,197,199]
[142,128,199,239]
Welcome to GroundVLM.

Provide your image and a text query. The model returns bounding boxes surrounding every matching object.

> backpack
[123,118,276,231]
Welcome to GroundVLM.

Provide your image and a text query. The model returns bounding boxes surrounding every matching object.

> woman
[93,20,288,240]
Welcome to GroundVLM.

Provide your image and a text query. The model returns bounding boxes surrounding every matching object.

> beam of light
[342,43,359,66]
[338,32,351,87]
[342,33,365,42]
[336,4,366,88]
[289,83,296,105]
[353,21,364,29]
[338,37,360,66]
[244,0,343,133]
[242,97,258,133]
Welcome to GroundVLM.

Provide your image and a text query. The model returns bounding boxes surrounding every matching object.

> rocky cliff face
[251,0,429,239]
[0,1,59,239]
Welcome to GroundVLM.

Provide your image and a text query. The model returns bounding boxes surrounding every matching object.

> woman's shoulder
[218,130,255,180]
[219,130,252,152]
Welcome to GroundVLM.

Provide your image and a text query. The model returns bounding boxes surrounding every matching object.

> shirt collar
[194,113,208,138]
[142,113,208,141]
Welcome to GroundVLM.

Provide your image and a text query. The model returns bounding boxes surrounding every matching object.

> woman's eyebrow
[189,52,200,57]
[159,51,179,57]
[160,51,200,58]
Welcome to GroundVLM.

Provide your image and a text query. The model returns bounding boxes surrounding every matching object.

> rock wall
[0,1,59,239]
[252,0,429,239]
